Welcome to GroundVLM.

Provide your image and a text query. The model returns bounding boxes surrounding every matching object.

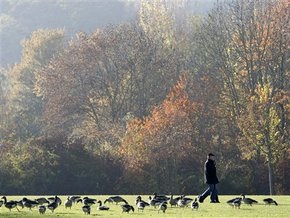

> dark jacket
[204,159,219,184]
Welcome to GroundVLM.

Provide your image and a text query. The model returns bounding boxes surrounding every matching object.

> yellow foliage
[139,0,174,46]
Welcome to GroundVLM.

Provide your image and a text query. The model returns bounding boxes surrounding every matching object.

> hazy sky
[0,0,216,67]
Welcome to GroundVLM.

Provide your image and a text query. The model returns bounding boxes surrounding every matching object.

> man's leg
[199,184,212,203]
[215,195,220,203]
[210,184,219,203]
[214,185,220,202]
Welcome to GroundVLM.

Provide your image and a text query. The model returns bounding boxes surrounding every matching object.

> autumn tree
[119,75,214,193]
[5,29,65,142]
[36,22,182,152]
[229,0,289,195]
[194,0,289,194]
[0,29,67,193]
[139,0,174,46]
[35,28,133,153]
[238,84,289,194]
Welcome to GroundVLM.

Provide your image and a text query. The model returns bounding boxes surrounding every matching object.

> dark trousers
[200,184,218,202]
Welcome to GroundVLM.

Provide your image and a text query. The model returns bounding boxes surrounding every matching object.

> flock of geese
[0,195,110,215]
[226,194,278,209]
[0,193,278,215]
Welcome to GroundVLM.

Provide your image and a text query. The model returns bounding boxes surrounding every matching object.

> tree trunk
[268,156,273,195]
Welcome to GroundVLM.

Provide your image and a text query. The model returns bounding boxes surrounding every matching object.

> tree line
[0,0,289,195]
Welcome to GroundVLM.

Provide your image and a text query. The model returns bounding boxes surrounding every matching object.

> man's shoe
[198,196,204,203]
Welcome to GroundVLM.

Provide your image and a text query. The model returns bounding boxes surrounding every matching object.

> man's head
[208,153,215,159]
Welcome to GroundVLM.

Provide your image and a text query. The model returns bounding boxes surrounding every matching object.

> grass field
[0,195,289,217]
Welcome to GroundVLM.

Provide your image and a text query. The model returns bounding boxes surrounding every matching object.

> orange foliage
[119,75,203,180]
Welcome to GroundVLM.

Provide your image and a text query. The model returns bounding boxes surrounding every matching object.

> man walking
[198,153,220,203]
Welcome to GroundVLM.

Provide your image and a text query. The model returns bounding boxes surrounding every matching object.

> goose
[82,205,91,215]
[35,197,49,205]
[191,198,199,210]
[241,194,258,206]
[47,196,59,213]
[1,196,19,212]
[69,196,81,204]
[263,198,278,206]
[232,197,242,209]
[153,192,170,201]
[169,194,181,207]
[177,195,193,207]
[181,195,193,203]
[0,199,3,207]
[136,201,146,212]
[136,197,149,212]
[83,197,97,206]
[104,196,128,205]
[22,197,39,210]
[227,197,242,207]
[148,196,164,208]
[158,202,167,213]
[48,196,62,205]
[38,205,46,214]
[121,204,134,213]
[177,198,187,207]
[135,196,150,207]
[97,200,109,211]
[65,196,73,209]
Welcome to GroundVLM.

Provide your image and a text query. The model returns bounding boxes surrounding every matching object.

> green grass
[0,195,289,217]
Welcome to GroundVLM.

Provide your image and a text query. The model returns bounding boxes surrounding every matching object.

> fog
[0,0,216,67]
